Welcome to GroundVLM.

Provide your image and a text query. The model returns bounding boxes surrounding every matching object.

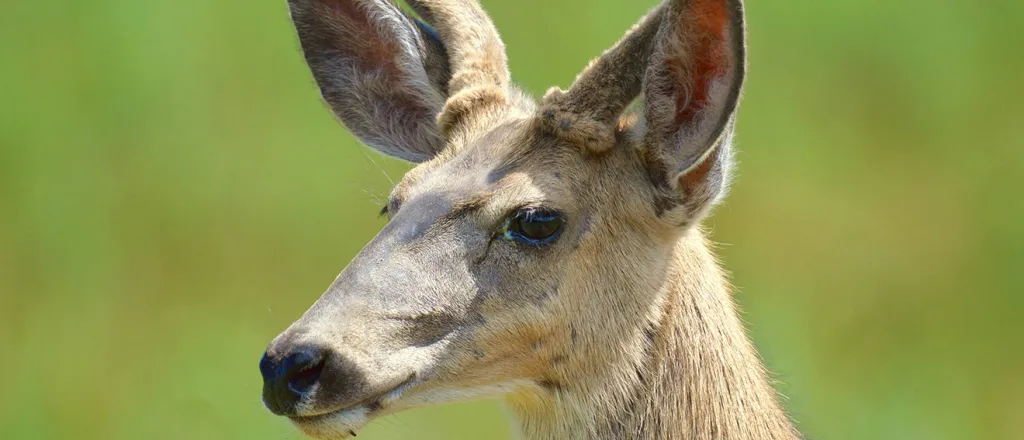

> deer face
[260,1,745,438]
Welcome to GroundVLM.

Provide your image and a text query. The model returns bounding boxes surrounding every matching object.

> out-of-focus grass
[1,1,1022,439]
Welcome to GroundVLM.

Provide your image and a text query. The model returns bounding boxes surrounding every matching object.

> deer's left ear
[642,0,745,223]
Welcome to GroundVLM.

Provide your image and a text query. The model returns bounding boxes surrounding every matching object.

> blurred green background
[2,0,1022,439]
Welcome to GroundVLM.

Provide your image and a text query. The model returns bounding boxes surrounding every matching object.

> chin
[289,407,370,440]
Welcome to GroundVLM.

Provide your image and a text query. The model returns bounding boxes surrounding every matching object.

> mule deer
[259,0,801,438]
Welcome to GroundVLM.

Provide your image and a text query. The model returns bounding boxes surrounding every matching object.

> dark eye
[502,208,564,246]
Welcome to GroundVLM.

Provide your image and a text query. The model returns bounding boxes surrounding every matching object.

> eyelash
[500,207,565,247]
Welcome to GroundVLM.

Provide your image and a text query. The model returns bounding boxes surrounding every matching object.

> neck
[506,229,799,440]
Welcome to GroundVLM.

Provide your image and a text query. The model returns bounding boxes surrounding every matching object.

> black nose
[259,345,327,415]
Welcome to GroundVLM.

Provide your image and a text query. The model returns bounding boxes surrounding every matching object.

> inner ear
[288,0,448,162]
[670,0,735,126]
[646,0,742,154]
[640,0,745,224]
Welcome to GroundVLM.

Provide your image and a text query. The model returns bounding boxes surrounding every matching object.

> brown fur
[507,230,799,439]
[265,1,801,439]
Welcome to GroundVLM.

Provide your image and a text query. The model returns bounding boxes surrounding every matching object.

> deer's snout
[259,344,328,415]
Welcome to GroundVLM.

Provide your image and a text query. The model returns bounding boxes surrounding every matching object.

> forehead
[392,118,583,209]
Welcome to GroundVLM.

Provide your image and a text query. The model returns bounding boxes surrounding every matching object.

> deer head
[260,0,746,438]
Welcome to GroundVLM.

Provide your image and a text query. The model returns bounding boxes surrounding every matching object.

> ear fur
[288,0,450,162]
[641,0,746,224]
[538,5,667,153]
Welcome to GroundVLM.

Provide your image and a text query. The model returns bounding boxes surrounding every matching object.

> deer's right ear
[288,0,450,162]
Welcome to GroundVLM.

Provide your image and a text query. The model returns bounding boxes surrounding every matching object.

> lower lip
[288,375,418,436]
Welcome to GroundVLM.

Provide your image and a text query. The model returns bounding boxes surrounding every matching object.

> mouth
[288,374,418,438]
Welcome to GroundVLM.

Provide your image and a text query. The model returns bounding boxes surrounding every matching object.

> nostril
[260,344,330,415]
[282,348,326,395]
[287,357,326,394]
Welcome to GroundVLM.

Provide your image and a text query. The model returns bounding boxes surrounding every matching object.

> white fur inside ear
[673,75,732,181]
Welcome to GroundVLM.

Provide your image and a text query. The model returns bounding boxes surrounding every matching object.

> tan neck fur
[506,229,799,440]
